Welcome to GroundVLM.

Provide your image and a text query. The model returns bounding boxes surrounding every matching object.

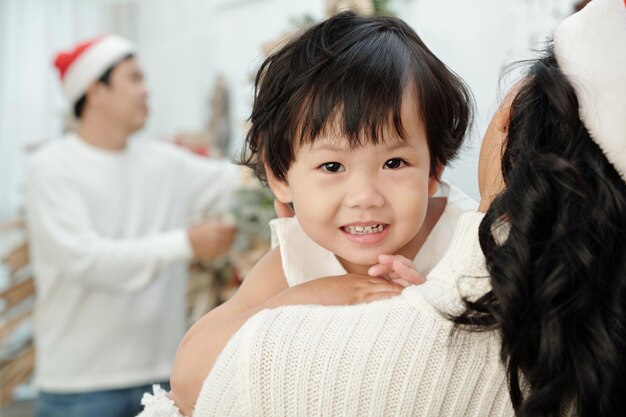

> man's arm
[170,145,240,216]
[25,160,228,293]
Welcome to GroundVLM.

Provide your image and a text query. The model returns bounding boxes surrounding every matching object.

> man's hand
[187,221,237,260]
[368,254,425,287]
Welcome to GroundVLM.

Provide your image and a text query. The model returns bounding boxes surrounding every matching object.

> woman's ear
[428,164,444,197]
[477,82,520,212]
[266,168,292,203]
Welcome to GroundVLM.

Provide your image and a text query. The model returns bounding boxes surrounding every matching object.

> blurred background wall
[0,0,578,223]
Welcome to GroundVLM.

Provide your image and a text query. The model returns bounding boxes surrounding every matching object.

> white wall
[136,0,325,150]
[391,0,577,200]
[134,0,220,140]
[0,0,112,223]
[212,0,325,155]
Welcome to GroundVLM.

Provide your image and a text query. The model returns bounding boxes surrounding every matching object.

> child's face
[270,93,439,271]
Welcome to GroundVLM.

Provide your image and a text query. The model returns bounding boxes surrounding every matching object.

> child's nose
[344,174,385,209]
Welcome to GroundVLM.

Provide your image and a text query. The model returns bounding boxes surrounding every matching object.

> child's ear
[266,168,292,203]
[428,164,444,197]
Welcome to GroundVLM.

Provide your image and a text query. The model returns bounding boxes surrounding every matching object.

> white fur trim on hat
[63,35,135,104]
[554,0,626,182]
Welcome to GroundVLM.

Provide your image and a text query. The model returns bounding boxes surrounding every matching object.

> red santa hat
[53,34,135,105]
[554,0,626,183]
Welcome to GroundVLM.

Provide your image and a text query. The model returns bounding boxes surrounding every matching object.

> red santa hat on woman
[54,35,135,105]
[554,0,626,182]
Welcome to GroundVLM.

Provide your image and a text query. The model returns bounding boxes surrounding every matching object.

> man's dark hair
[240,11,473,184]
[73,54,134,119]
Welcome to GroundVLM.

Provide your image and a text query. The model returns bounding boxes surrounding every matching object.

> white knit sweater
[140,212,516,417]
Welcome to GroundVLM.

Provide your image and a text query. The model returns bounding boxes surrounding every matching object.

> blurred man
[26,35,238,417]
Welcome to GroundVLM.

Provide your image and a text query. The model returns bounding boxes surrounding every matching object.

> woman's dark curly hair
[455,48,626,417]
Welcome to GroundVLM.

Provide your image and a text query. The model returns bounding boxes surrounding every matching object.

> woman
[140,0,625,415]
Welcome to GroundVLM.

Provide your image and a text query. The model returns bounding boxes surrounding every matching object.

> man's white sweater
[26,133,238,392]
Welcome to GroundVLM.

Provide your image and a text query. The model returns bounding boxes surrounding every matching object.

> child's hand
[368,254,425,287]
[294,274,403,305]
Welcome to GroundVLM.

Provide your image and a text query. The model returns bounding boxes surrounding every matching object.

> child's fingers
[371,254,424,285]
[386,271,401,280]
[392,260,425,285]
[366,291,402,302]
[391,278,412,288]
[377,254,396,267]
[378,254,416,271]
[395,255,416,270]
[367,263,393,277]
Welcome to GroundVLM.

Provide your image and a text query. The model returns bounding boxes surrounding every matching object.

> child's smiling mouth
[340,223,390,244]
[342,224,385,234]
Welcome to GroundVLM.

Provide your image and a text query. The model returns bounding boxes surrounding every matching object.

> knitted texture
[191,212,517,416]
[138,385,184,417]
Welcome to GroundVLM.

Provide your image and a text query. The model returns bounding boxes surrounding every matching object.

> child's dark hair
[454,48,626,417]
[240,11,472,184]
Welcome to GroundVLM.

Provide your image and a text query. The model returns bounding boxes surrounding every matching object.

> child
[141,11,476,416]
[246,10,477,288]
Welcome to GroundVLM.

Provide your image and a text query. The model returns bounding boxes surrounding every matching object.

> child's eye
[319,162,345,173]
[384,158,406,169]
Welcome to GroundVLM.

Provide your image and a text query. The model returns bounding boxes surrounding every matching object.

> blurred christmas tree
[326,0,395,16]
[186,167,275,326]
[373,0,394,16]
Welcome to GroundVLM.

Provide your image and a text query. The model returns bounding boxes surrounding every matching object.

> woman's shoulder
[194,297,506,416]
